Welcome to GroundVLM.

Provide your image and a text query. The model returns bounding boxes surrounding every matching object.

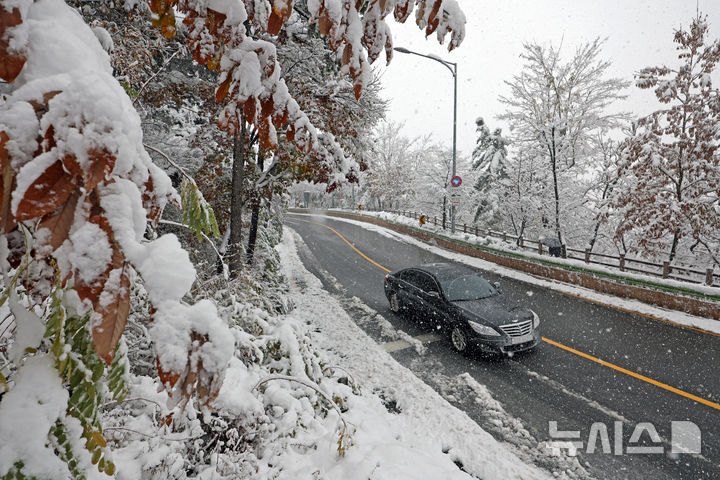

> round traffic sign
[451,175,462,187]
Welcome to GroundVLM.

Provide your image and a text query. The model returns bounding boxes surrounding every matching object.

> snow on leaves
[0,4,27,82]
[1,0,232,413]
[148,0,465,152]
[612,15,720,261]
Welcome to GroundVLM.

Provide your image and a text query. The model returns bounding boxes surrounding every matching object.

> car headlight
[468,321,500,336]
[531,310,540,328]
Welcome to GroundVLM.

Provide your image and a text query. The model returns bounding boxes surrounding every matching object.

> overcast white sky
[377,0,720,163]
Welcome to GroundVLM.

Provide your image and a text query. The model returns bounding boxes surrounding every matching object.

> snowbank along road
[286,212,720,480]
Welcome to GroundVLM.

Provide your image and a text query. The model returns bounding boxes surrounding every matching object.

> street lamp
[394,46,458,233]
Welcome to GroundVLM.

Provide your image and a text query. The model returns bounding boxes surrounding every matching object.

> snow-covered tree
[471,117,510,226]
[0,0,466,477]
[0,2,232,476]
[411,139,454,223]
[498,149,546,242]
[611,14,720,264]
[364,121,421,210]
[500,39,628,243]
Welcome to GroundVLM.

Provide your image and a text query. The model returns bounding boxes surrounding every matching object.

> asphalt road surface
[286,213,720,479]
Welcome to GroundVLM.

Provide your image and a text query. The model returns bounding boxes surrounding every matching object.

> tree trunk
[442,195,447,229]
[516,218,526,246]
[550,136,563,244]
[587,220,601,253]
[668,228,680,263]
[246,150,265,265]
[229,116,247,278]
[246,205,260,265]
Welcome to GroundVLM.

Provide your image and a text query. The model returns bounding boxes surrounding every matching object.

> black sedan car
[383,263,540,355]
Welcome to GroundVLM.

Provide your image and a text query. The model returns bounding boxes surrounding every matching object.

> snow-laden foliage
[149,0,465,153]
[274,12,387,192]
[0,1,223,477]
[611,14,720,264]
[499,39,629,244]
[0,0,233,420]
[0,0,468,478]
[471,117,510,226]
[304,119,478,225]
[363,121,422,210]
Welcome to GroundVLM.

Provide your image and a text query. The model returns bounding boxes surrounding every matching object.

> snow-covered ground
[276,230,552,479]
[300,213,720,334]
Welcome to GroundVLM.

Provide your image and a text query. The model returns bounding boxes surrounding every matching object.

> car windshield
[441,274,497,301]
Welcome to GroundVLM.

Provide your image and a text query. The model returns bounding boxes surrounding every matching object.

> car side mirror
[494,281,502,293]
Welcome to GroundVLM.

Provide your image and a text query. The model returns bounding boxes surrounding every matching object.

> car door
[397,269,423,311]
[396,270,417,309]
[414,272,445,321]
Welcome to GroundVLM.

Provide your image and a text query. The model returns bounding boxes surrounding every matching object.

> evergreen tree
[471,117,510,226]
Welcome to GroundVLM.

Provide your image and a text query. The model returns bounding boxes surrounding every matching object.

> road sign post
[450,176,462,207]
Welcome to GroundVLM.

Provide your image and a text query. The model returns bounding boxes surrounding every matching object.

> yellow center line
[542,336,720,411]
[288,213,720,412]
[288,217,391,273]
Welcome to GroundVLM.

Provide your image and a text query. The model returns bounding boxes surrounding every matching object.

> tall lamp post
[394,46,458,233]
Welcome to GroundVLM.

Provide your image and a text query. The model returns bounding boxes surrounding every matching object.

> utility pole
[394,47,458,233]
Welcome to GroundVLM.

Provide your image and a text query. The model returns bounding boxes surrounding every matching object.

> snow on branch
[253,373,354,456]
[148,0,466,153]
[0,0,233,414]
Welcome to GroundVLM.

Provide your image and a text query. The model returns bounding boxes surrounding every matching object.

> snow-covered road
[277,228,553,479]
[286,212,720,479]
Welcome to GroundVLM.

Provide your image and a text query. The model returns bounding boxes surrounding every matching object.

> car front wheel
[450,326,469,353]
[389,292,401,313]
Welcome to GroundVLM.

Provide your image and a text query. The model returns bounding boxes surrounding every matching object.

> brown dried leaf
[160,11,177,39]
[215,73,232,103]
[92,263,130,365]
[27,90,61,116]
[84,149,115,191]
[74,214,119,302]
[157,358,181,390]
[272,108,289,128]
[61,153,82,179]
[267,10,283,35]
[0,131,17,233]
[354,81,363,100]
[243,98,257,123]
[394,1,411,22]
[15,159,79,221]
[0,7,26,82]
[36,189,80,253]
[259,118,274,150]
[342,43,352,67]
[42,125,56,153]
[0,131,8,172]
[260,96,274,118]
[286,125,295,143]
[318,9,331,36]
[141,174,163,226]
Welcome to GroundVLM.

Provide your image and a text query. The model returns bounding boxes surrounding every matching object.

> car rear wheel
[450,326,468,353]
[389,292,401,313]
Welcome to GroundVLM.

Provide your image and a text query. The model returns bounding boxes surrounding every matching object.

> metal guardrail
[387,209,718,288]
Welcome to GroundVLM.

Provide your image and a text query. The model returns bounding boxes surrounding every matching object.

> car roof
[405,262,477,280]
